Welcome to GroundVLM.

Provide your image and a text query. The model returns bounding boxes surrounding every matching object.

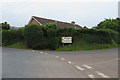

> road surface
[2,48,118,78]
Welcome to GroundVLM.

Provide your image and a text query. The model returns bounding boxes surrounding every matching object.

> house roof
[30,16,82,28]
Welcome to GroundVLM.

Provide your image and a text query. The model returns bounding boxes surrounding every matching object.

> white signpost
[61,37,72,46]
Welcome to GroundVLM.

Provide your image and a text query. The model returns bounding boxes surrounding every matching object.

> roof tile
[33,16,82,28]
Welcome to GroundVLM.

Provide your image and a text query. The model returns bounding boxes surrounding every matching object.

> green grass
[6,42,28,49]
[56,39,119,51]
[5,40,119,51]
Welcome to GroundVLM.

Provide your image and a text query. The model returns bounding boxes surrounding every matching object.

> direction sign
[61,37,72,43]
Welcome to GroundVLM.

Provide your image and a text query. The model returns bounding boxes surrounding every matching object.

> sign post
[61,37,72,46]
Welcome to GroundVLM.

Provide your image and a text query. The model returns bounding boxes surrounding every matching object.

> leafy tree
[2,22,10,30]
[95,18,120,44]
[96,18,120,32]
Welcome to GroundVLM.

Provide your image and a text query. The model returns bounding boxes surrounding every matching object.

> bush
[3,21,119,50]
[57,27,75,37]
[17,28,24,42]
[44,23,57,29]
[23,24,45,49]
[47,28,59,50]
[74,28,118,44]
[2,29,23,46]
[118,33,120,44]
[0,31,2,46]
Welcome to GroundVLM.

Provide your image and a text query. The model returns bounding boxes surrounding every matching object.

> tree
[2,22,10,30]
[96,18,120,32]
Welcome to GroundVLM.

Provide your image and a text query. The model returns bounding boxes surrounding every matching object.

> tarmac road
[2,48,118,78]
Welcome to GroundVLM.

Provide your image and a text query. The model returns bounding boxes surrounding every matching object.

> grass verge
[6,42,28,49]
[5,41,119,51]
[56,40,119,51]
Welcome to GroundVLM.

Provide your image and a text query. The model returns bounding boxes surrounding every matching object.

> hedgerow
[2,23,119,49]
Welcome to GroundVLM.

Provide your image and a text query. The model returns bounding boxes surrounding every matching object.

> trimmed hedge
[23,24,45,49]
[2,23,119,50]
[74,28,118,44]
[2,29,23,46]
[0,31,2,46]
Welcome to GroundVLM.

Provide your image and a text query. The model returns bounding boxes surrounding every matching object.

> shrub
[0,31,2,46]
[3,21,119,50]
[44,22,57,29]
[47,28,59,50]
[74,28,118,44]
[118,33,120,44]
[57,27,75,37]
[23,24,45,49]
[2,29,20,46]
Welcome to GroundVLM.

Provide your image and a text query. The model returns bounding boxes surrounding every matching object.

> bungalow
[28,16,82,28]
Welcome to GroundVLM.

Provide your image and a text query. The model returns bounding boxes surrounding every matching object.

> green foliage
[2,29,23,46]
[47,28,59,50]
[23,24,59,50]
[74,28,118,44]
[44,22,57,29]
[47,28,57,37]
[0,31,2,46]
[2,22,10,30]
[6,42,28,49]
[95,18,120,44]
[96,18,120,32]
[23,24,44,49]
[118,33,120,44]
[56,41,118,51]
[57,27,75,36]
[3,19,120,50]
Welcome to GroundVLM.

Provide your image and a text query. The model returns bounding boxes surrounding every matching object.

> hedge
[2,23,119,49]
[2,29,23,46]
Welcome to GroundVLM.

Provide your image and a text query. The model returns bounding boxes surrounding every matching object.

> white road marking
[95,71,110,78]
[68,61,72,64]
[45,53,48,54]
[82,65,93,69]
[40,52,43,53]
[56,56,59,58]
[61,58,65,61]
[75,66,84,71]
[32,50,35,51]
[88,74,96,78]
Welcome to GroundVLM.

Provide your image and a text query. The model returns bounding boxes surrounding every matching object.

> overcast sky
[1,0,119,28]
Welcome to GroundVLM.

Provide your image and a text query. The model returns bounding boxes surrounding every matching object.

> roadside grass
[56,40,119,51]
[6,42,28,49]
[5,40,119,51]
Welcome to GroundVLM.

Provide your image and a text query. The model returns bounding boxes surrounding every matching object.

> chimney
[71,21,75,25]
